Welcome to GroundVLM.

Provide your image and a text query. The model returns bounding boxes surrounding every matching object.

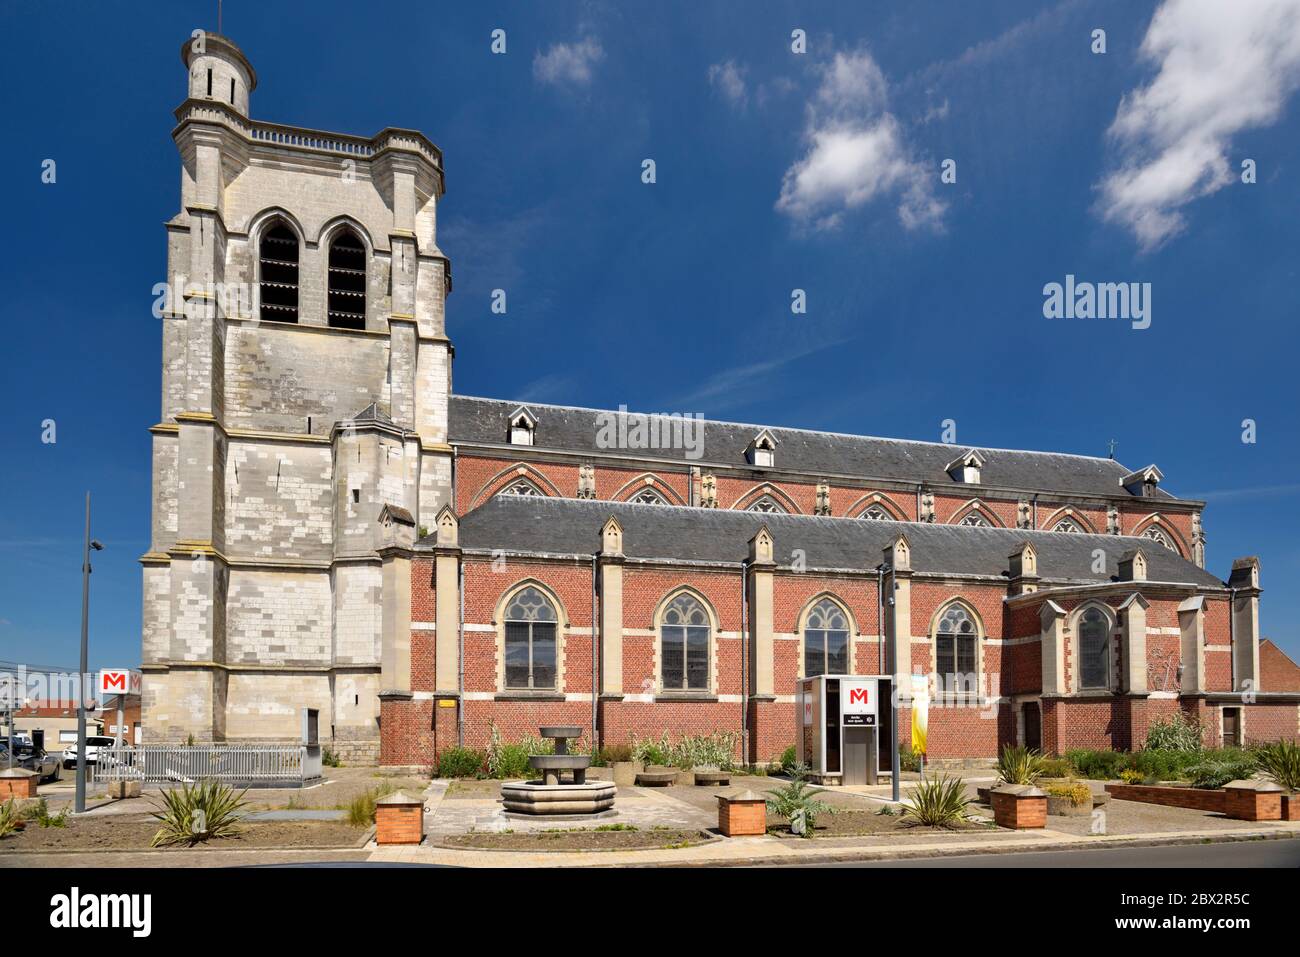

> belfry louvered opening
[258,222,300,323]
[328,228,367,329]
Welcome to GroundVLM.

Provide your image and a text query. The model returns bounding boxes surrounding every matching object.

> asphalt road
[798,838,1300,867]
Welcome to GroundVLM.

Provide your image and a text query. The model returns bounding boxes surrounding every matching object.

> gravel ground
[0,814,368,852]
[438,826,710,851]
[1041,798,1263,836]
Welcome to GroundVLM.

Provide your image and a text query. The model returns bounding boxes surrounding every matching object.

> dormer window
[508,406,537,446]
[945,449,985,484]
[1121,464,1164,497]
[746,430,778,468]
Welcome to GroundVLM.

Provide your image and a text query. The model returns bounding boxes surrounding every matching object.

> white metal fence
[91,743,321,788]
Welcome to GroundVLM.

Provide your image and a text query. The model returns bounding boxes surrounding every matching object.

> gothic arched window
[936,604,977,681]
[504,587,557,690]
[1078,606,1110,690]
[1053,518,1082,533]
[804,598,850,677]
[631,488,668,505]
[959,511,991,527]
[859,504,891,521]
[660,593,710,691]
[1142,526,1177,552]
[499,479,543,497]
[259,222,299,323]
[327,227,367,329]
[747,496,786,514]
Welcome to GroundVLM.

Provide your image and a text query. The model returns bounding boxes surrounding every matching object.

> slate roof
[444,495,1224,588]
[448,395,1181,502]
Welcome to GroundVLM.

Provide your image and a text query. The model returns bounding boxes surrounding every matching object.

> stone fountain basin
[528,754,591,770]
[538,725,584,739]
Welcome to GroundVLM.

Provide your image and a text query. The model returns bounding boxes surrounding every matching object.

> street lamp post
[75,492,103,815]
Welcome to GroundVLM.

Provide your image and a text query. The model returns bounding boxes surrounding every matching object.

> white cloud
[1097,0,1300,250]
[777,50,944,232]
[533,37,605,87]
[708,60,748,107]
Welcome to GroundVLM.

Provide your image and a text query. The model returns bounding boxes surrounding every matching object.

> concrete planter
[1045,794,1092,817]
[1222,780,1283,822]
[611,761,641,787]
[675,769,696,787]
[990,785,1047,829]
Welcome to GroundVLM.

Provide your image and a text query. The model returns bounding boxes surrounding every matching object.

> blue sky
[1,0,1299,674]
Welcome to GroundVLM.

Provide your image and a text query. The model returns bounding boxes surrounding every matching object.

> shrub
[485,726,533,779]
[899,743,921,773]
[631,731,738,770]
[149,779,248,847]
[997,745,1044,786]
[599,743,633,765]
[1255,740,1300,792]
[779,745,798,773]
[1065,748,1127,780]
[631,733,671,767]
[1145,714,1204,752]
[1119,768,1146,784]
[436,746,486,779]
[1188,754,1257,790]
[1037,757,1074,779]
[902,775,970,828]
[322,747,341,768]
[765,778,832,837]
[23,799,69,828]
[1044,782,1092,807]
[0,799,21,838]
[1131,747,1198,782]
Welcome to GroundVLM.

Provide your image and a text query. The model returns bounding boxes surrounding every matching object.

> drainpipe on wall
[1228,587,1238,692]
[1032,494,1038,529]
[591,554,599,753]
[876,563,886,674]
[740,558,750,768]
[457,561,465,748]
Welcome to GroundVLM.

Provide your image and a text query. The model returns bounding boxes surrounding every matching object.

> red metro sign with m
[841,678,878,725]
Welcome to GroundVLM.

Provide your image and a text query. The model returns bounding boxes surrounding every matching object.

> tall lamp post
[75,492,103,814]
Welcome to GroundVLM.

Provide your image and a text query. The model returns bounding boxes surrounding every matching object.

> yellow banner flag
[910,674,929,756]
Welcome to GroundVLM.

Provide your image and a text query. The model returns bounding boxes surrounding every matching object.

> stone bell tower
[140,30,453,762]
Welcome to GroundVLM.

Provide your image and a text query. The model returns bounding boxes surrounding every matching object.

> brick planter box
[0,769,39,799]
[375,792,424,845]
[1104,784,1226,813]
[717,790,766,837]
[1282,794,1300,822]
[990,785,1047,829]
[1222,780,1283,822]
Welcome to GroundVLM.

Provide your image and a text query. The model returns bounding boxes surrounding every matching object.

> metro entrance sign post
[98,670,142,747]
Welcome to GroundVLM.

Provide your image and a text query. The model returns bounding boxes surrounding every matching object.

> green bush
[765,778,832,836]
[598,743,633,765]
[631,731,738,770]
[149,779,248,847]
[1037,757,1075,778]
[1131,747,1198,782]
[779,745,798,773]
[1144,714,1204,752]
[346,783,398,827]
[436,746,486,779]
[322,747,341,768]
[899,742,921,773]
[0,799,21,838]
[1255,740,1300,792]
[902,775,970,828]
[997,745,1044,786]
[1065,749,1127,780]
[1188,753,1257,790]
[23,799,69,829]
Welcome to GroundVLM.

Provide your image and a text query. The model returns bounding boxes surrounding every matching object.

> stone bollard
[108,780,142,800]
[0,769,39,800]
[1222,780,1283,822]
[990,784,1047,829]
[717,789,767,837]
[375,792,424,845]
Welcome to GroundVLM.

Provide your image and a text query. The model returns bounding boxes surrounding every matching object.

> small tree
[765,778,832,837]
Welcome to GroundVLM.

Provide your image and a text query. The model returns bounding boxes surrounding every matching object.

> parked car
[61,735,120,769]
[1,742,61,782]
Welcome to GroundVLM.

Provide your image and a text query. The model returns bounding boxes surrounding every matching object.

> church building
[141,33,1299,766]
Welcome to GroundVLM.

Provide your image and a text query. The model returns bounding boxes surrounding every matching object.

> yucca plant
[997,745,1044,786]
[1254,741,1300,792]
[765,778,833,837]
[149,779,248,847]
[901,775,971,828]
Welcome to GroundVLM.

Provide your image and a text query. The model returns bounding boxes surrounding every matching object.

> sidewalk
[366,820,1300,868]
